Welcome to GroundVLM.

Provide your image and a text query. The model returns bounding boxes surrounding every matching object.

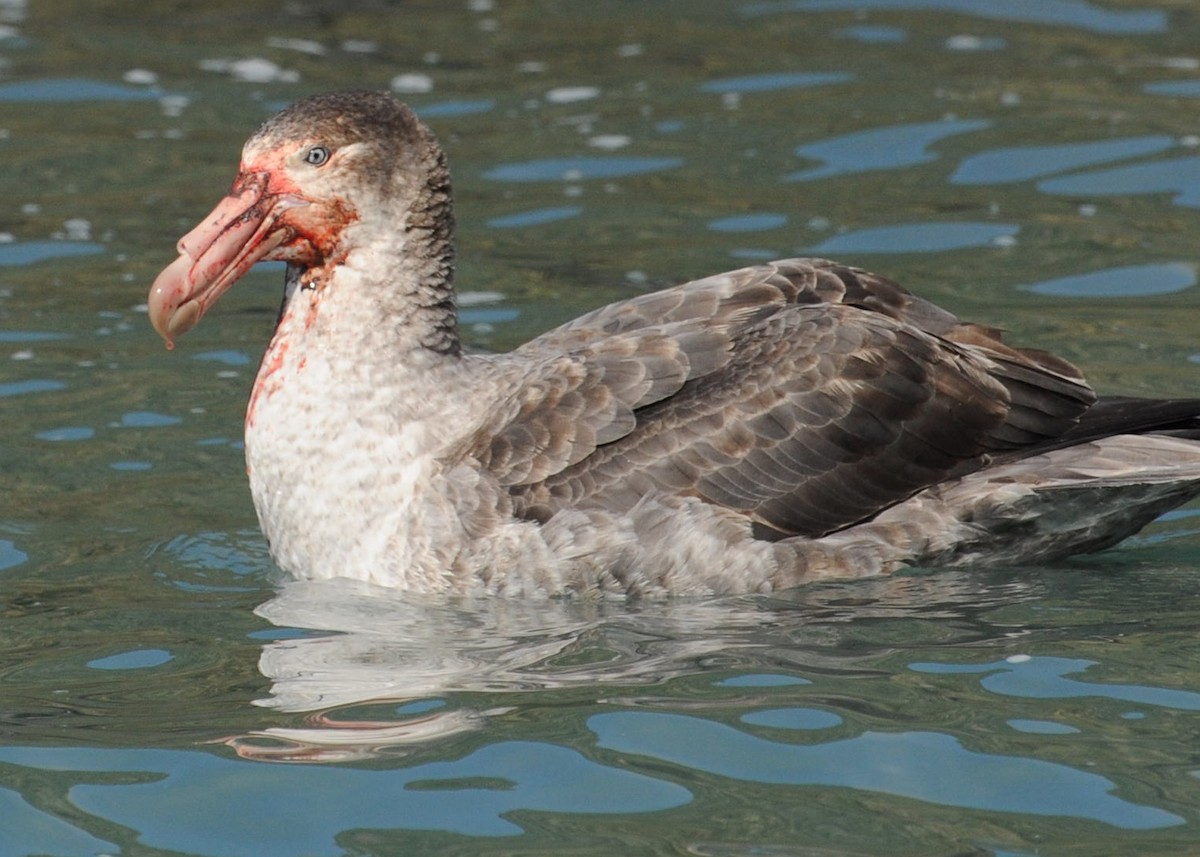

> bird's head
[148,90,447,346]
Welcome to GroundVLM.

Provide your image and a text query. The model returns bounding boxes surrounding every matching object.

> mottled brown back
[466,259,1096,537]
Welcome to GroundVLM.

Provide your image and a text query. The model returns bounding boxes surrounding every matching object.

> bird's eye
[303,146,331,166]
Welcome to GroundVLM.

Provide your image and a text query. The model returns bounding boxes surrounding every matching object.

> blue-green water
[4,1,1200,854]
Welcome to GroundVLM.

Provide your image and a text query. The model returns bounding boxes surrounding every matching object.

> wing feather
[461,258,1095,537]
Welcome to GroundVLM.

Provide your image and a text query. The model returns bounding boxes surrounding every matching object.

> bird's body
[150,91,1200,595]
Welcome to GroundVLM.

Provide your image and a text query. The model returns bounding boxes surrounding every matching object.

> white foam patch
[391,73,433,94]
[546,86,600,104]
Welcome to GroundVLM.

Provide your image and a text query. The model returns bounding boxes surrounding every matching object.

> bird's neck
[245,199,463,439]
[313,225,459,357]
[274,156,456,353]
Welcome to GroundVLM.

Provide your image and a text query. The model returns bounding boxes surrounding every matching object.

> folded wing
[462,258,1096,537]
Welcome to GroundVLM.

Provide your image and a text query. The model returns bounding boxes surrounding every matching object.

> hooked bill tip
[166,300,203,338]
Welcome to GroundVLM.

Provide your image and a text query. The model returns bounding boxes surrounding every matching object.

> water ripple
[717,674,812,688]
[416,99,496,117]
[1037,155,1200,208]
[806,222,1018,254]
[36,426,95,441]
[1008,718,1080,734]
[0,790,115,857]
[0,78,165,101]
[952,135,1175,184]
[591,711,1182,829]
[1022,262,1194,298]
[0,241,104,266]
[707,213,788,232]
[910,655,1200,709]
[787,118,990,182]
[701,71,853,93]
[483,156,683,182]
[742,707,844,729]
[740,0,1166,35]
[192,350,252,366]
[117,411,182,428]
[88,649,175,670]
[1145,80,1200,97]
[0,741,691,850]
[0,539,28,570]
[487,206,582,228]
[0,331,70,343]
[0,379,65,397]
[837,24,907,43]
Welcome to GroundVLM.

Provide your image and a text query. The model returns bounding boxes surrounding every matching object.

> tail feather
[775,434,1200,581]
[914,434,1200,566]
[1029,396,1200,452]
